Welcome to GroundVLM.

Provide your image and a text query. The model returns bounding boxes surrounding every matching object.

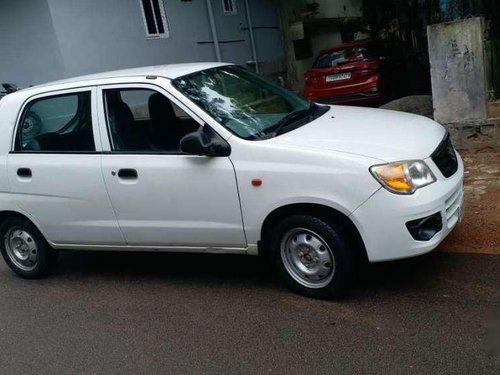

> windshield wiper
[262,102,318,139]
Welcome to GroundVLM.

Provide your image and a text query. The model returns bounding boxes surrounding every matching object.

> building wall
[0,0,65,86]
[312,0,362,18]
[0,0,284,86]
[247,0,285,74]
[46,0,218,78]
[210,0,284,74]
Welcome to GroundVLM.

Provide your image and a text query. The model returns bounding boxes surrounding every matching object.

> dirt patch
[439,148,500,254]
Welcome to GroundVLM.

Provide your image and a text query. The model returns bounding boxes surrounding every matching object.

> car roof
[26,62,231,91]
[319,39,379,55]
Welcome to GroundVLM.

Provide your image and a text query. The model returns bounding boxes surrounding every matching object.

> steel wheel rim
[22,117,36,136]
[280,228,335,289]
[4,227,39,272]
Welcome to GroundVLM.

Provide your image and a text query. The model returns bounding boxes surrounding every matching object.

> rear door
[96,84,246,249]
[7,87,124,247]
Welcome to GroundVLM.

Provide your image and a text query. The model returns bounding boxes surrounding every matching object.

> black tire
[0,217,54,279]
[271,215,355,299]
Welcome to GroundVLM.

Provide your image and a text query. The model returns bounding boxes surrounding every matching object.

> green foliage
[483,0,500,37]
[361,0,397,35]
[362,0,500,38]
[485,39,500,53]
[361,0,441,36]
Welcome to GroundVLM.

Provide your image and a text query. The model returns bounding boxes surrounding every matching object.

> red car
[304,39,424,106]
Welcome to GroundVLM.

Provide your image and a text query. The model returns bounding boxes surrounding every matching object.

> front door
[97,85,246,248]
[7,88,124,246]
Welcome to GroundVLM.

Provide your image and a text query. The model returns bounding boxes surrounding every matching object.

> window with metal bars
[222,0,237,15]
[139,0,169,38]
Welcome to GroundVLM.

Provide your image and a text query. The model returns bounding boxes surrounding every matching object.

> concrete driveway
[0,250,498,374]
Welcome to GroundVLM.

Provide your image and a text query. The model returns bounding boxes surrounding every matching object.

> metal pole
[244,0,259,73]
[206,0,222,62]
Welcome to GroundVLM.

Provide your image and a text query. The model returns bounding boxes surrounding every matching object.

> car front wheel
[0,217,54,279]
[272,215,354,299]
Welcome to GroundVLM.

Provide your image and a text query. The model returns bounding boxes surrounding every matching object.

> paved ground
[0,250,499,374]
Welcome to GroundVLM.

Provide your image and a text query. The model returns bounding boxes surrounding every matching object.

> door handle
[117,168,138,179]
[17,168,32,178]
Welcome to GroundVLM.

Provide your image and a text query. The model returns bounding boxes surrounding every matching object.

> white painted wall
[0,0,65,86]
[0,0,284,86]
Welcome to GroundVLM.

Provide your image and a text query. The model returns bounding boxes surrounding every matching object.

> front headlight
[370,160,436,194]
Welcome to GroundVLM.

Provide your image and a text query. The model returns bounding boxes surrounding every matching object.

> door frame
[94,81,251,254]
[7,85,127,247]
[10,86,103,153]
[95,81,207,152]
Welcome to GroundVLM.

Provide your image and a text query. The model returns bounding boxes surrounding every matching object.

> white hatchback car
[0,63,463,298]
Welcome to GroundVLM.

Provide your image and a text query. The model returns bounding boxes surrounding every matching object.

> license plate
[326,73,351,82]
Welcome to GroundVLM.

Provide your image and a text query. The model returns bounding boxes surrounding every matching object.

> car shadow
[48,249,475,299]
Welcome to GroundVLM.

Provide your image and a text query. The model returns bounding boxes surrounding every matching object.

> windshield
[172,66,316,140]
[313,45,380,68]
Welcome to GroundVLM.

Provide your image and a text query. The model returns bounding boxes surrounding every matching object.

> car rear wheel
[272,215,354,299]
[0,217,54,279]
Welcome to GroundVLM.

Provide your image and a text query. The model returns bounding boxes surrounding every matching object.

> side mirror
[180,126,231,157]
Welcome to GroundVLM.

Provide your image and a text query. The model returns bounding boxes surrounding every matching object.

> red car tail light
[305,74,321,87]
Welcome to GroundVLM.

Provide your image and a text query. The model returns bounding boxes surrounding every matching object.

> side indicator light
[251,179,262,187]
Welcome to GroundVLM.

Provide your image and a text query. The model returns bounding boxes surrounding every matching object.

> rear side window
[15,92,95,152]
[313,45,381,68]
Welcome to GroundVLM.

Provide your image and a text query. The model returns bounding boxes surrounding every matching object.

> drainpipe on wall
[244,0,259,73]
[206,0,222,62]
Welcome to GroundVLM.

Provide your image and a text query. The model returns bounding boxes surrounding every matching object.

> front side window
[173,66,325,140]
[139,0,169,38]
[16,92,95,152]
[104,88,200,152]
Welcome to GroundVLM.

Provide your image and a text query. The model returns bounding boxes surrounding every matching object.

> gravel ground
[380,95,434,118]
[440,149,500,255]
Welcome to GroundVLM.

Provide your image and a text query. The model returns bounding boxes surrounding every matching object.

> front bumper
[304,75,381,106]
[315,92,380,106]
[350,154,464,262]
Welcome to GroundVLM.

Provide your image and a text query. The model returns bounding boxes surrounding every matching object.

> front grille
[431,133,458,178]
[445,184,463,228]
